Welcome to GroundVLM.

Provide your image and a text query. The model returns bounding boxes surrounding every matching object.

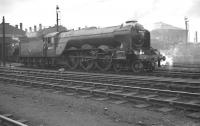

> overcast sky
[1,0,200,41]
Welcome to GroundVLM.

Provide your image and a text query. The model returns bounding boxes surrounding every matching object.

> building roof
[26,25,67,38]
[153,22,185,30]
[0,23,26,37]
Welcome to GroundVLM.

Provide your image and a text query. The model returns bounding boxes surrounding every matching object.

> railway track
[29,65,200,79]
[1,67,200,93]
[136,70,200,79]
[62,64,200,79]
[0,67,200,119]
[55,66,200,79]
[0,114,28,126]
[4,61,200,79]
[6,63,200,79]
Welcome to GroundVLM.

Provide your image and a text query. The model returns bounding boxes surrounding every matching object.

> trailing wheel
[131,60,144,73]
[96,55,112,72]
[38,58,44,67]
[28,58,33,67]
[113,61,122,73]
[23,58,28,66]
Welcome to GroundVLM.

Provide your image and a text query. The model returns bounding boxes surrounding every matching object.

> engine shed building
[0,22,26,61]
[26,25,67,38]
[151,22,186,50]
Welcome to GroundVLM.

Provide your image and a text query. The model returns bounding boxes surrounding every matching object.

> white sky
[1,0,200,41]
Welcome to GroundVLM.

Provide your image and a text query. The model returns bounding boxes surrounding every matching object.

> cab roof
[44,32,58,38]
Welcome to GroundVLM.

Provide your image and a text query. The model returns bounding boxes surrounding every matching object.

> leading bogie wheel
[146,62,156,72]
[131,60,144,73]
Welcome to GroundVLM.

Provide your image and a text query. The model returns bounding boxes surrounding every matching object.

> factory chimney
[29,27,32,32]
[195,31,198,43]
[20,23,23,30]
[34,25,37,32]
[39,24,42,30]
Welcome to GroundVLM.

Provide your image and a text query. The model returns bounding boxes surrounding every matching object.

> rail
[0,115,28,126]
[0,66,200,117]
[1,65,200,79]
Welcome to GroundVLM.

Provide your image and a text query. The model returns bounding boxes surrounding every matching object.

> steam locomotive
[18,20,164,72]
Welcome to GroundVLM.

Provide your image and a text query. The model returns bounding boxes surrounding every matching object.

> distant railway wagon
[18,21,164,72]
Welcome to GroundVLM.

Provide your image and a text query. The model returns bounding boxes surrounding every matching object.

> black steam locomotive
[17,20,164,72]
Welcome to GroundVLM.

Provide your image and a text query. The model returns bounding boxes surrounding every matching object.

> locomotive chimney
[15,25,18,29]
[20,23,23,30]
[39,24,42,30]
[25,28,28,32]
[29,27,32,32]
[34,25,37,32]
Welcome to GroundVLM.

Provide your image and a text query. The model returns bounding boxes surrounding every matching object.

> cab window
[48,37,51,44]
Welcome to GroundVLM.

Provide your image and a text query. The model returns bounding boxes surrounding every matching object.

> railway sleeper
[146,98,200,111]
[1,80,200,112]
[5,69,200,89]
[42,80,197,102]
[26,74,200,94]
[24,77,200,98]
[1,70,200,110]
[76,86,94,91]
[2,75,200,99]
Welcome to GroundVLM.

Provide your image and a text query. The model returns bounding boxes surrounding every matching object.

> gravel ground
[0,82,199,126]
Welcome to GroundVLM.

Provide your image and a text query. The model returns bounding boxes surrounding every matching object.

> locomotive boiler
[19,20,164,72]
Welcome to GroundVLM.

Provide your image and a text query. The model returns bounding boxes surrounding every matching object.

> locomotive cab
[43,32,59,57]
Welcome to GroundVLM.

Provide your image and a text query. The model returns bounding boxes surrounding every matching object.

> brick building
[0,22,26,61]
[0,22,67,59]
[151,22,186,50]
[26,25,67,38]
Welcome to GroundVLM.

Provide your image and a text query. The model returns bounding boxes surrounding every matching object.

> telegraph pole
[184,17,189,43]
[195,31,198,43]
[56,5,60,32]
[2,16,6,66]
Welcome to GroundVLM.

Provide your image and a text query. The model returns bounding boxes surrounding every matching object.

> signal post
[1,16,6,66]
